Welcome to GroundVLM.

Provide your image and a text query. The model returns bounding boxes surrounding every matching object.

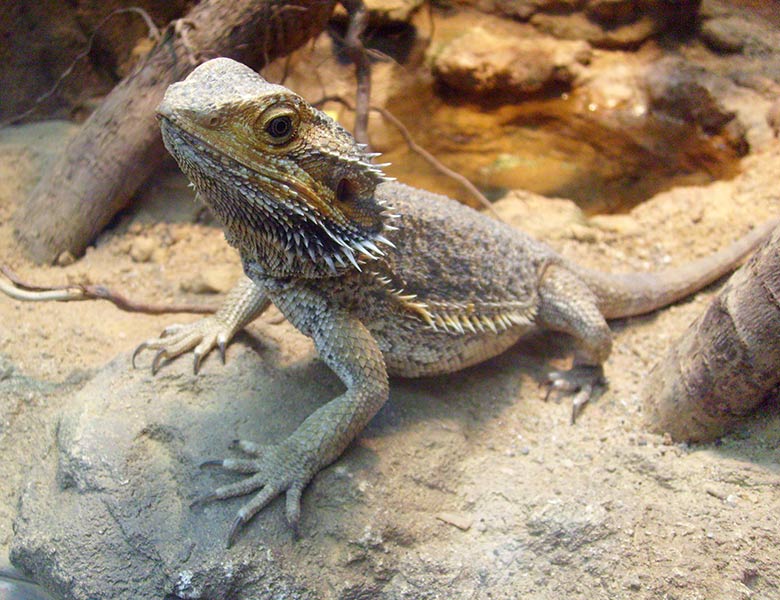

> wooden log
[14,0,336,264]
[642,225,780,442]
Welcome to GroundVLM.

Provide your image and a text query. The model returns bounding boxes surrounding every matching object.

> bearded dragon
[134,57,776,546]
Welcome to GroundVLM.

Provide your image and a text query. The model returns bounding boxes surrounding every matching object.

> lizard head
[157,57,395,276]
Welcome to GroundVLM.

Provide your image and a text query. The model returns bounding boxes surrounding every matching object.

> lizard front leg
[196,288,389,546]
[537,265,611,423]
[133,275,270,374]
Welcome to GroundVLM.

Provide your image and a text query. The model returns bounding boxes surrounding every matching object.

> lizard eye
[265,115,294,143]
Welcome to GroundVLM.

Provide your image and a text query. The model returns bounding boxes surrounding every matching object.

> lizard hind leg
[536,265,612,423]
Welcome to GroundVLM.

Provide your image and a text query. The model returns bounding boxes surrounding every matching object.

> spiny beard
[162,121,397,277]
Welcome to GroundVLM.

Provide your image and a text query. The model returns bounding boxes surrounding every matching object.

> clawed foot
[194,438,311,547]
[132,316,234,374]
[545,364,606,424]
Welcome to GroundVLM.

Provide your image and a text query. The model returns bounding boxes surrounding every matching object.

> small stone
[589,214,642,237]
[56,251,76,266]
[767,99,780,138]
[129,237,156,263]
[626,579,642,591]
[435,512,473,531]
[567,223,598,243]
[700,18,747,54]
[180,267,236,294]
[705,486,725,500]
[0,356,14,381]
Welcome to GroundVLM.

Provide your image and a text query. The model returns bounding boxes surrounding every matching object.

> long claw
[570,384,594,425]
[193,351,204,375]
[200,459,224,469]
[218,339,227,364]
[227,515,245,548]
[543,381,556,402]
[544,365,605,423]
[151,349,168,375]
[131,343,148,369]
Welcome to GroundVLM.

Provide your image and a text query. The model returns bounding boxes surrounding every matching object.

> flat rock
[530,11,658,49]
[699,15,774,55]
[700,17,747,53]
[12,336,587,599]
[645,58,736,135]
[432,27,590,96]
[11,347,328,599]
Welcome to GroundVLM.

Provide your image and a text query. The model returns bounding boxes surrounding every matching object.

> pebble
[625,579,642,591]
[56,251,76,266]
[0,356,14,381]
[567,223,598,243]
[589,214,642,237]
[129,237,156,263]
[700,18,746,54]
[180,267,236,294]
[767,99,780,138]
[435,512,473,531]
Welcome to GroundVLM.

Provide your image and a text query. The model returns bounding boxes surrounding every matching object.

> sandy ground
[2,117,780,598]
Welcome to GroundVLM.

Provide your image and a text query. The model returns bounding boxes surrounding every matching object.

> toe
[285,485,303,532]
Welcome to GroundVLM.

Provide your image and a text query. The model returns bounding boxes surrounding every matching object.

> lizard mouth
[159,117,396,275]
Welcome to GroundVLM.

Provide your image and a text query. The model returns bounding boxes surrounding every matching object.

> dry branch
[14,0,337,265]
[340,0,371,145]
[0,265,216,314]
[316,95,499,218]
[642,224,780,442]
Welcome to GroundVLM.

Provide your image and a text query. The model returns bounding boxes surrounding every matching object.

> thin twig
[173,18,201,66]
[340,0,372,146]
[0,265,216,315]
[372,105,499,217]
[1,7,161,128]
[317,95,500,218]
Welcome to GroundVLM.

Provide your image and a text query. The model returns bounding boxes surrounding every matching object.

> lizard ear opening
[336,178,357,204]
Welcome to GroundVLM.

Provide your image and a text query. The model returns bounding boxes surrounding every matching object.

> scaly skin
[136,58,777,546]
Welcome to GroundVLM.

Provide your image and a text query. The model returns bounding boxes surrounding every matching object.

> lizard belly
[367,315,530,377]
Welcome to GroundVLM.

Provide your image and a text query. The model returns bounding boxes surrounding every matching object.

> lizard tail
[571,218,779,320]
